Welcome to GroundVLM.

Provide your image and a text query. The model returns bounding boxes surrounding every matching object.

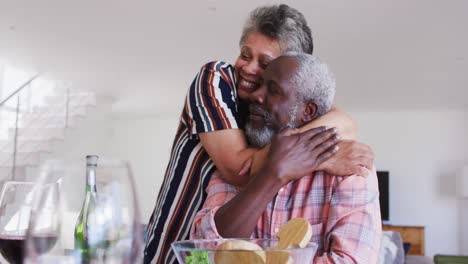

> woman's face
[235,31,282,101]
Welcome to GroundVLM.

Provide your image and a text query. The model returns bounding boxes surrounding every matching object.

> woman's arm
[199,129,258,187]
[189,61,260,187]
[298,106,357,140]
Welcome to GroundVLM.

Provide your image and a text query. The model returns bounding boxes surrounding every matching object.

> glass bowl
[172,238,318,264]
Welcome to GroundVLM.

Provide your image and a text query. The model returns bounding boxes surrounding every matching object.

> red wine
[0,234,58,264]
[0,235,24,264]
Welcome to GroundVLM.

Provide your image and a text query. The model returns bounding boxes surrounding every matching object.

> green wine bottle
[74,155,99,263]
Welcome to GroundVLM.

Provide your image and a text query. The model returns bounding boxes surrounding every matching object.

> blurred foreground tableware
[171,238,318,264]
[24,158,143,264]
[0,181,38,264]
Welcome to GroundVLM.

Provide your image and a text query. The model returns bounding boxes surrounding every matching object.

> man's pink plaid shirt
[191,169,382,263]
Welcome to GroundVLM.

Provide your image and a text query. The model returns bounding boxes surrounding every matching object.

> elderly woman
[144,4,373,264]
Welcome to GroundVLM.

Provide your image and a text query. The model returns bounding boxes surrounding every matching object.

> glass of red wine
[0,181,54,264]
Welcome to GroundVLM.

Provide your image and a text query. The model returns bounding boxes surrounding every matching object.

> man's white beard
[245,122,275,148]
[245,103,299,148]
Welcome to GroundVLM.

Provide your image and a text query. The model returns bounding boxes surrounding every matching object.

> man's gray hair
[285,52,336,117]
[240,4,313,54]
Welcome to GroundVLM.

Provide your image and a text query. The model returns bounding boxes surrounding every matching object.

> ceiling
[0,0,467,114]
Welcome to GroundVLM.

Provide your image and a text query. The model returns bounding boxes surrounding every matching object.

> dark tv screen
[377,171,389,221]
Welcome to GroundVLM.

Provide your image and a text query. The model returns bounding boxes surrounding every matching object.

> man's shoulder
[321,167,379,208]
[323,166,378,191]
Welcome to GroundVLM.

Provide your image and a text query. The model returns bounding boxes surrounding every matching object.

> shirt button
[279,188,284,193]
[274,227,279,233]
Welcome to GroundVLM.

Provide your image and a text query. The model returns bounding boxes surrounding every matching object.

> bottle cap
[86,155,99,166]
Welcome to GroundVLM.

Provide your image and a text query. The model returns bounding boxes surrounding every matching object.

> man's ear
[301,102,318,123]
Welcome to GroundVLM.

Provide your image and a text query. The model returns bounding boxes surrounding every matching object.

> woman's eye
[241,54,250,60]
[260,60,270,69]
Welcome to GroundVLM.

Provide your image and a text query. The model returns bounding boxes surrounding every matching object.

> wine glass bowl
[75,157,142,263]
[0,181,37,264]
[25,179,61,262]
[24,157,143,264]
[172,238,318,264]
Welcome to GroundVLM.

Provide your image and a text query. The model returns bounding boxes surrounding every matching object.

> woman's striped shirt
[143,61,246,264]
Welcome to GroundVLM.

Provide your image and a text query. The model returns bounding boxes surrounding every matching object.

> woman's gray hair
[240,4,313,54]
[285,52,336,117]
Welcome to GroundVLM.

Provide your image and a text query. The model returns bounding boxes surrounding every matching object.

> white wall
[106,115,179,221]
[351,110,468,256]
[46,103,468,257]
[41,99,180,221]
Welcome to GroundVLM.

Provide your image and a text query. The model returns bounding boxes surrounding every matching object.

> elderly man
[191,53,382,263]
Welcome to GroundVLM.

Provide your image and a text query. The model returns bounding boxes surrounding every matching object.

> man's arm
[192,127,340,238]
[214,127,340,238]
[314,169,382,263]
[190,170,240,239]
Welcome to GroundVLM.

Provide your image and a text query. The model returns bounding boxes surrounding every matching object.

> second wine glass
[24,157,143,264]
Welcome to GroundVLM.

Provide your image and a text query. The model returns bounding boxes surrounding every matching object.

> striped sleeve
[185,61,240,134]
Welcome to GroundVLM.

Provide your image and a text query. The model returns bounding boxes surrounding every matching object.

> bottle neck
[86,165,97,192]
